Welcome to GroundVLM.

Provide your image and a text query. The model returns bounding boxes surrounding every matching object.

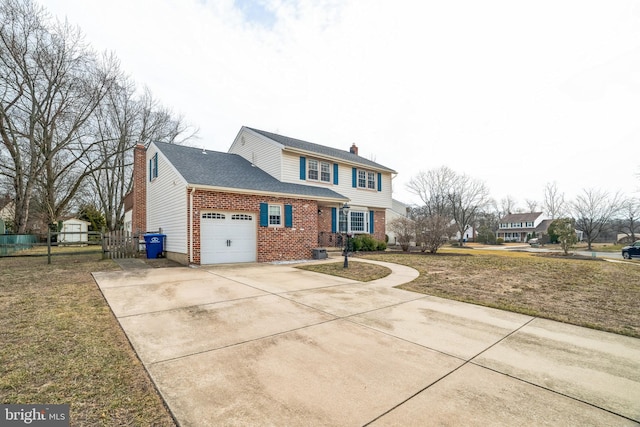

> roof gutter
[188,184,349,204]
[282,147,397,174]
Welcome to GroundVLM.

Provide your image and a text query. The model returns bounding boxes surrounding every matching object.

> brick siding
[132,144,146,235]
[190,190,319,264]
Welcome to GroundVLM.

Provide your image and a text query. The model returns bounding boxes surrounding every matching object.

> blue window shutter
[154,153,158,178]
[285,205,293,228]
[369,211,375,234]
[377,173,382,192]
[333,164,339,185]
[259,203,268,227]
[299,157,306,180]
[352,168,357,188]
[149,159,152,181]
[331,207,337,233]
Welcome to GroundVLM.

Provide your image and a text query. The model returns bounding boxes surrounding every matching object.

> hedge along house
[131,126,396,265]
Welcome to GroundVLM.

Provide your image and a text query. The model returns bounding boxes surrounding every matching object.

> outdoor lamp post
[341,203,350,268]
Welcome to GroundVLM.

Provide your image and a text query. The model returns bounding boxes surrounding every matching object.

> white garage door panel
[201,212,256,264]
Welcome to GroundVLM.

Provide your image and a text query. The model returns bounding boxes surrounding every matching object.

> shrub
[349,235,386,252]
[496,237,504,245]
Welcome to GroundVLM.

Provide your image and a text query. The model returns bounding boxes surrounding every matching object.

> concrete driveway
[93,259,640,426]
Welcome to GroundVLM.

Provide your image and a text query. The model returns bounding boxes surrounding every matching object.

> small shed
[59,218,91,244]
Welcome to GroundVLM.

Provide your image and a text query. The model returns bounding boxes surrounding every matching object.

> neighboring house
[59,218,90,243]
[496,212,546,242]
[454,225,477,243]
[535,219,553,238]
[385,199,411,245]
[0,198,14,233]
[123,192,133,234]
[131,126,396,265]
[0,197,14,224]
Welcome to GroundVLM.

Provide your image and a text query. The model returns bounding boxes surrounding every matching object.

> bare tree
[617,199,640,243]
[543,182,565,219]
[85,84,197,231]
[525,199,538,212]
[0,0,119,231]
[415,214,454,253]
[500,195,518,215]
[570,188,622,250]
[387,216,414,251]
[406,166,456,217]
[448,173,491,246]
[407,167,490,247]
[0,1,197,232]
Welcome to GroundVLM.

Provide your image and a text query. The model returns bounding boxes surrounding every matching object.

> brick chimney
[132,144,147,235]
[349,143,358,155]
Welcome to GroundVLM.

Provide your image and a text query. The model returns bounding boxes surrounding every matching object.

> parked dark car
[621,241,640,259]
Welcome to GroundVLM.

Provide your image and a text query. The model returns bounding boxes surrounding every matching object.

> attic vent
[241,136,246,145]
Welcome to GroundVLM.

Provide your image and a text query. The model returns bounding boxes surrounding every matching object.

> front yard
[1,248,638,424]
[0,254,175,426]
[355,250,640,338]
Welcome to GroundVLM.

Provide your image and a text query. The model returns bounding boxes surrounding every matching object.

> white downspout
[189,186,195,263]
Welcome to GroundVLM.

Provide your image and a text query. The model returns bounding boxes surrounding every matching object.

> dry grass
[0,254,175,426]
[359,250,640,338]
[297,260,391,282]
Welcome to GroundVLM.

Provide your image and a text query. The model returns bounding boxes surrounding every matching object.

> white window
[149,153,158,181]
[350,211,366,232]
[202,212,225,220]
[339,210,348,233]
[367,172,376,189]
[357,169,377,189]
[320,162,331,182]
[358,170,366,188]
[308,159,318,180]
[337,209,370,233]
[268,205,282,226]
[308,159,331,183]
[232,214,253,221]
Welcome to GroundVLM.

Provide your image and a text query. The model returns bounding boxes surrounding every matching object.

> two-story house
[131,126,396,264]
[496,212,546,242]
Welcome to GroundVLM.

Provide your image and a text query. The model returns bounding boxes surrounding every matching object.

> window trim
[355,168,377,190]
[339,209,370,234]
[307,158,332,183]
[149,153,158,181]
[268,204,282,227]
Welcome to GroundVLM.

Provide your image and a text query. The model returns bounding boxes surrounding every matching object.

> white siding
[228,128,283,180]
[146,144,188,255]
[282,152,392,209]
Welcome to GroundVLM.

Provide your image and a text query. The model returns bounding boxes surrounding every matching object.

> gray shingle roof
[500,212,544,223]
[154,142,348,201]
[246,127,397,173]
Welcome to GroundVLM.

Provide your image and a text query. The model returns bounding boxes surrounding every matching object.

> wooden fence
[102,231,139,259]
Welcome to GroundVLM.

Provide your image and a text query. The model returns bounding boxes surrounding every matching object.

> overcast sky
[46,0,640,208]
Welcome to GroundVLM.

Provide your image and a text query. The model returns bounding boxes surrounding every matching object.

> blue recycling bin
[144,233,165,259]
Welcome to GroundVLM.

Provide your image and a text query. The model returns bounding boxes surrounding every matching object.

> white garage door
[200,212,256,264]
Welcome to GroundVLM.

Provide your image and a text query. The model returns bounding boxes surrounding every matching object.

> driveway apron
[93,259,640,426]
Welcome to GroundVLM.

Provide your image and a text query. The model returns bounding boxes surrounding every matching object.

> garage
[200,212,256,264]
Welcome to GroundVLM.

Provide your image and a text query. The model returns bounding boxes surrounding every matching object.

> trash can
[144,233,165,259]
